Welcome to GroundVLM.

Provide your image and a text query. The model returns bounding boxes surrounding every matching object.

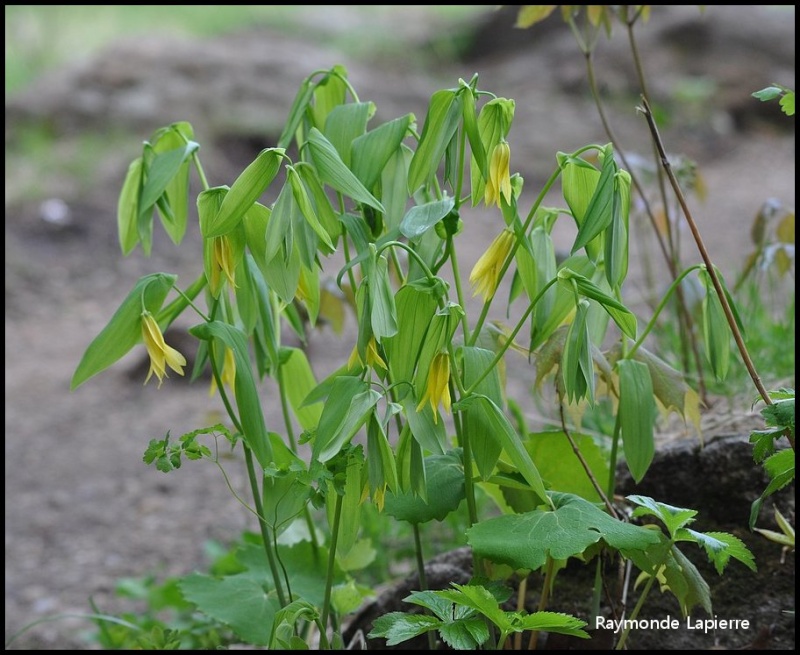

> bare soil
[4,6,795,649]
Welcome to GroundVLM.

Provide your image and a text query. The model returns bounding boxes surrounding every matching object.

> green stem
[469,165,563,345]
[464,278,559,397]
[412,524,437,651]
[526,556,556,650]
[614,563,660,650]
[321,492,343,642]
[605,411,623,502]
[155,273,207,327]
[447,235,471,344]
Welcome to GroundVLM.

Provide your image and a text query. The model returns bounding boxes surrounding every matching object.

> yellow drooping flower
[416,352,451,424]
[347,336,387,372]
[469,228,515,301]
[141,312,186,388]
[212,235,237,291]
[209,346,236,397]
[484,141,512,208]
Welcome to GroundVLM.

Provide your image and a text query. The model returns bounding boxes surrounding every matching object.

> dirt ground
[5,6,795,649]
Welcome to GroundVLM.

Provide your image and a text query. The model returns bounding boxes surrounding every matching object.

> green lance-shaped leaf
[473,395,548,503]
[306,127,384,212]
[151,124,196,245]
[139,139,198,217]
[460,81,486,183]
[264,178,297,264]
[351,113,413,191]
[400,393,447,456]
[408,88,463,195]
[561,154,602,260]
[118,156,144,255]
[281,347,323,431]
[367,415,399,499]
[190,321,272,469]
[400,197,456,240]
[197,185,229,237]
[264,240,301,305]
[618,359,656,483]
[470,97,515,206]
[383,285,439,392]
[604,169,631,289]
[384,450,465,524]
[381,144,413,232]
[313,376,381,463]
[324,101,374,167]
[369,252,398,341]
[571,144,616,257]
[179,574,280,646]
[332,449,366,559]
[461,347,504,481]
[207,148,284,238]
[468,491,660,572]
[700,269,735,381]
[278,75,316,149]
[295,162,341,243]
[71,273,176,389]
[558,268,637,339]
[562,299,595,406]
[287,165,334,254]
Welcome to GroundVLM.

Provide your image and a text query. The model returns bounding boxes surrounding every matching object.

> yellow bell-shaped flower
[469,228,515,302]
[141,312,186,388]
[484,141,512,208]
[416,352,451,424]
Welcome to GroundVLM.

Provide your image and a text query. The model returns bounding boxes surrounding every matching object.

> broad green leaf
[71,273,176,389]
[313,376,381,462]
[307,127,384,212]
[197,186,229,238]
[336,450,365,558]
[117,157,144,255]
[467,492,660,571]
[282,348,323,430]
[526,431,609,503]
[558,268,637,339]
[516,612,589,638]
[461,347,504,480]
[408,89,462,194]
[264,241,301,304]
[383,450,465,523]
[368,613,441,646]
[618,359,655,483]
[139,141,198,213]
[438,584,506,627]
[153,125,195,245]
[399,197,455,240]
[438,619,488,650]
[179,573,279,646]
[324,101,374,166]
[310,65,348,131]
[352,113,413,190]
[208,148,284,238]
[669,545,712,616]
[572,144,616,256]
[473,395,548,503]
[779,91,795,116]
[383,285,438,391]
[190,321,272,469]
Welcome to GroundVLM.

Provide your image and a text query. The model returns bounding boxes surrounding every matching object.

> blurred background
[5,5,794,650]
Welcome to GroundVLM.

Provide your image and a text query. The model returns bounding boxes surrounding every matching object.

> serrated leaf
[468,492,659,572]
[752,86,784,102]
[71,273,177,389]
[682,529,756,574]
[439,620,485,650]
[627,495,697,536]
[516,611,589,638]
[368,612,441,646]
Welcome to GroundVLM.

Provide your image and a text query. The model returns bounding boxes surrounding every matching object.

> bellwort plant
[71,61,756,650]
